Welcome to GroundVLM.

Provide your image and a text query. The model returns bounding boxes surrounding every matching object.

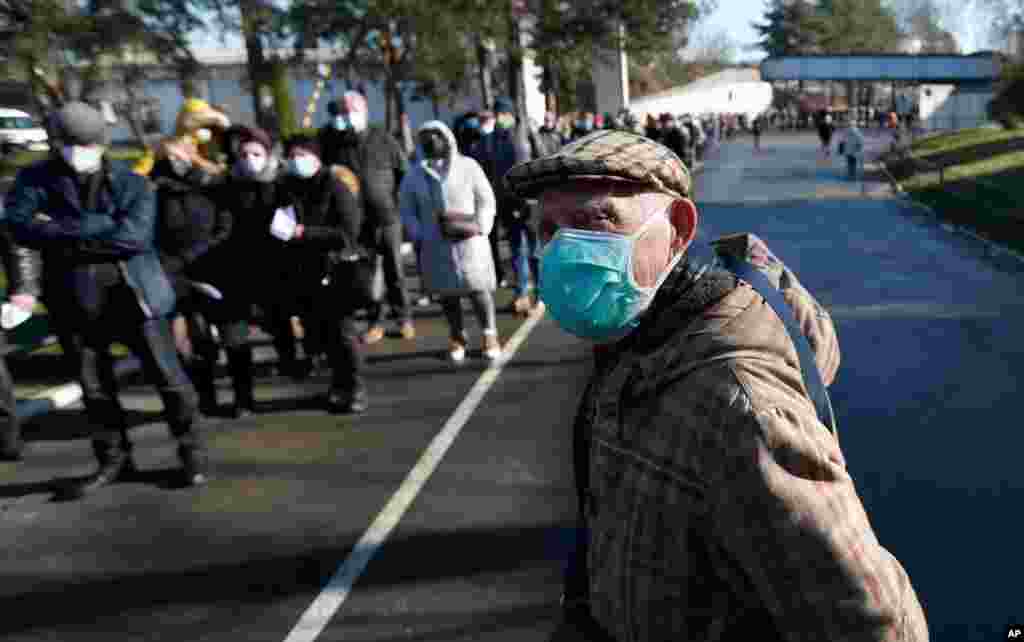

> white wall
[629,81,773,121]
[918,84,994,131]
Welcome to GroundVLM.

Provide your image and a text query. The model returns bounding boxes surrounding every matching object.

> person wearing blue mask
[504,130,927,642]
[275,135,369,413]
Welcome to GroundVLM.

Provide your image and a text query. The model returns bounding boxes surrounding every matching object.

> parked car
[0,108,49,154]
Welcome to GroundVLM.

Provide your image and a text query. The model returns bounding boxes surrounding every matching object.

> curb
[880,161,1024,268]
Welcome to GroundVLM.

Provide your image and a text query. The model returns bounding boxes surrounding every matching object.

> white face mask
[242,155,267,176]
[195,128,212,144]
[289,155,320,179]
[347,111,368,133]
[169,158,191,177]
[480,121,495,135]
[62,145,105,174]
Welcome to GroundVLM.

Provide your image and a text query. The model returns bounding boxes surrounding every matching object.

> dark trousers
[488,223,505,285]
[267,286,364,392]
[0,338,19,455]
[179,295,253,410]
[59,296,200,462]
[369,222,410,326]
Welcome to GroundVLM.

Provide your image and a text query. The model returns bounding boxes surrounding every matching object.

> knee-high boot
[226,346,255,417]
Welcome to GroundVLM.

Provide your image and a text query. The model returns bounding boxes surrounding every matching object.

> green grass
[902,150,1024,190]
[910,126,1024,159]
[0,146,147,178]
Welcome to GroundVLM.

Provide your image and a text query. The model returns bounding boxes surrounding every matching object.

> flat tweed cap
[504,129,690,199]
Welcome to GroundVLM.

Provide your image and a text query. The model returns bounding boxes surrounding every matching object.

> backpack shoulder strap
[722,256,838,436]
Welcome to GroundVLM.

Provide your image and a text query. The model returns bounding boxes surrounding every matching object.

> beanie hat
[55,101,111,146]
[237,127,273,153]
[284,134,320,158]
[493,96,515,114]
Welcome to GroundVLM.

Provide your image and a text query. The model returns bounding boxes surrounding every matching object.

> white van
[0,108,49,153]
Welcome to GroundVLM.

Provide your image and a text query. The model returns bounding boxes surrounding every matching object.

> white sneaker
[482,334,502,361]
[448,339,467,364]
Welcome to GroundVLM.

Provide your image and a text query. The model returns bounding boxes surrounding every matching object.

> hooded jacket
[575,238,927,642]
[399,121,497,295]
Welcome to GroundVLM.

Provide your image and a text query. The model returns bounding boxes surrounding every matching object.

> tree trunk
[241,0,268,127]
[476,36,494,110]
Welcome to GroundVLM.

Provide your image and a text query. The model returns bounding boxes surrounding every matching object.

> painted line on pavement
[282,308,547,642]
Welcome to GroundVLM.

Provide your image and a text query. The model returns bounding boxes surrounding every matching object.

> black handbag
[324,251,384,310]
[437,210,482,240]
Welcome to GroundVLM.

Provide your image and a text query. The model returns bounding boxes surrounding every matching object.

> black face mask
[420,132,449,159]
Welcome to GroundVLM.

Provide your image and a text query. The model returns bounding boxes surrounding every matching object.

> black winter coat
[0,228,41,300]
[150,160,232,299]
[211,163,291,303]
[318,125,407,229]
[278,166,364,287]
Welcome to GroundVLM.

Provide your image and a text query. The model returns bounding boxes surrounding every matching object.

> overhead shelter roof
[760,53,999,83]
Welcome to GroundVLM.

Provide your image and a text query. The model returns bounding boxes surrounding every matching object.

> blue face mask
[538,212,683,342]
[333,115,350,130]
[465,118,480,130]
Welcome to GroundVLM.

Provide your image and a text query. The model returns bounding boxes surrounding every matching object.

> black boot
[177,444,209,487]
[327,381,368,415]
[226,347,255,418]
[57,447,129,500]
[187,359,220,417]
[0,426,22,462]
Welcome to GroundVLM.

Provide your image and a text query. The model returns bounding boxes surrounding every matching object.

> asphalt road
[2,131,1022,641]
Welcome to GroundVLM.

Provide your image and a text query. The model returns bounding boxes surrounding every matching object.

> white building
[627,68,773,122]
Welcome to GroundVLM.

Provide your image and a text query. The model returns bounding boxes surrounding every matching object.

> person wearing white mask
[209,126,285,417]
[318,91,414,346]
[274,135,369,413]
[2,101,206,497]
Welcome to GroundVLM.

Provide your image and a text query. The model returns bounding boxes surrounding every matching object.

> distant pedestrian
[752,114,763,151]
[400,122,502,364]
[841,122,866,180]
[817,111,835,157]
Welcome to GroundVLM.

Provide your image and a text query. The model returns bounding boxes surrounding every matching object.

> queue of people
[0,91,569,497]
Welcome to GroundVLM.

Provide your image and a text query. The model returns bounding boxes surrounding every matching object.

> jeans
[846,155,860,180]
[369,222,410,326]
[267,284,365,392]
[58,284,200,461]
[441,291,497,341]
[505,215,540,298]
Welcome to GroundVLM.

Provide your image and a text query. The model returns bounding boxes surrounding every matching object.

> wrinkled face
[539,181,697,287]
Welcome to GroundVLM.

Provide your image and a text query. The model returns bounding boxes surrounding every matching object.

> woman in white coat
[399,121,501,363]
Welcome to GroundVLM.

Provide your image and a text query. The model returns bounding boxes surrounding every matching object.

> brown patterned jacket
[575,239,928,642]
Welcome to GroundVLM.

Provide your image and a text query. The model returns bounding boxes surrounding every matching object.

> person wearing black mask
[276,135,368,414]
[3,102,204,497]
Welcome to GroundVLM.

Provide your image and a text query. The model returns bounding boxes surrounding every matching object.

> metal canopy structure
[760,53,1000,84]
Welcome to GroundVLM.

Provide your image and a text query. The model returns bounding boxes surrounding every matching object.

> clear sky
[699,0,986,60]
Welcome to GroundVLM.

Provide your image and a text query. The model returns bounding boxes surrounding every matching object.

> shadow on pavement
[0,522,577,637]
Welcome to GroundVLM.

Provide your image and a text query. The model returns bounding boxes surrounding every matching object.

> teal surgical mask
[538,212,683,342]
[333,115,349,130]
[290,155,320,178]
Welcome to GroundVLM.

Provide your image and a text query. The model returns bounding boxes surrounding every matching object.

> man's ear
[668,197,698,252]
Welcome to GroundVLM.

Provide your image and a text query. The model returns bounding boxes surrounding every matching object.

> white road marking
[282,308,547,642]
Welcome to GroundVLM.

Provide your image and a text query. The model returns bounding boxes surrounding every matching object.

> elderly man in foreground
[504,131,928,641]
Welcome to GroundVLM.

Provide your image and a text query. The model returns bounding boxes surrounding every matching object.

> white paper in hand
[1,303,32,330]
[270,206,298,241]
[190,281,224,301]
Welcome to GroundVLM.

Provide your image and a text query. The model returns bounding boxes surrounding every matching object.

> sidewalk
[695,131,894,202]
